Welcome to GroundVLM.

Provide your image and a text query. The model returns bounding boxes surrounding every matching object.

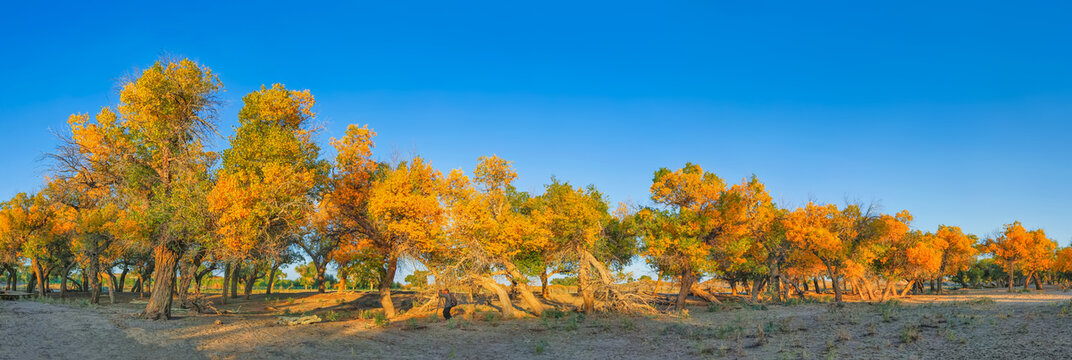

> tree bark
[243,270,260,300]
[690,282,722,303]
[221,262,231,305]
[676,271,693,310]
[477,276,514,318]
[60,265,69,298]
[379,255,398,317]
[503,261,547,314]
[539,270,549,299]
[311,259,327,293]
[105,272,117,304]
[654,270,664,297]
[265,261,280,295]
[87,257,102,302]
[32,258,47,297]
[230,263,241,298]
[826,264,843,303]
[578,248,594,313]
[118,265,128,293]
[141,244,182,320]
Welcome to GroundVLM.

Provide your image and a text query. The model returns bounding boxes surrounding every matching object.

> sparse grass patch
[533,339,548,355]
[900,324,920,343]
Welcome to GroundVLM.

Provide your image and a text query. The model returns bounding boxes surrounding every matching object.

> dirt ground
[2,287,1072,359]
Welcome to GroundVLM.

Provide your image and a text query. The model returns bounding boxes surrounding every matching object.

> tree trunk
[578,248,594,313]
[105,272,117,304]
[118,265,128,293]
[244,270,258,300]
[141,244,182,320]
[478,276,514,318]
[690,282,722,303]
[826,264,843,303]
[60,266,69,298]
[1034,272,1043,290]
[901,279,915,297]
[1008,263,1015,293]
[87,257,102,302]
[539,270,549,299]
[675,271,693,310]
[503,261,547,314]
[750,278,766,302]
[221,262,231,305]
[315,262,327,293]
[654,270,664,297]
[230,263,241,298]
[32,258,47,297]
[729,279,738,296]
[25,269,36,293]
[265,262,280,295]
[177,262,196,308]
[379,255,398,317]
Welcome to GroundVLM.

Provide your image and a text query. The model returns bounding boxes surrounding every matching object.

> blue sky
[2,1,1071,280]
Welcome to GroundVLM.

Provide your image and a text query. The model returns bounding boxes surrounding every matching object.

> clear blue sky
[2,1,1071,280]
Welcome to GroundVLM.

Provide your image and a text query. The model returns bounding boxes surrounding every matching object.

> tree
[783,202,855,302]
[639,163,726,310]
[440,156,549,317]
[984,222,1055,292]
[931,225,978,294]
[532,178,611,313]
[108,58,223,319]
[210,83,326,302]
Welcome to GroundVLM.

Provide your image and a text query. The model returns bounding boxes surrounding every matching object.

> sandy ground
[2,287,1072,359]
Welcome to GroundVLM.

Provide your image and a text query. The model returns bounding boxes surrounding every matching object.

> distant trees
[2,57,1068,322]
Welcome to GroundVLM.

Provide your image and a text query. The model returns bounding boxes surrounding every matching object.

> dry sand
[2,287,1071,359]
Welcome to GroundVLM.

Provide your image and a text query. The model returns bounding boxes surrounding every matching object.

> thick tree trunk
[826,264,843,303]
[503,261,547,314]
[654,270,664,296]
[1034,272,1043,290]
[32,258,47,297]
[230,263,241,298]
[900,279,915,297]
[106,272,117,304]
[88,257,101,302]
[690,282,722,303]
[539,270,549,299]
[118,266,128,293]
[177,248,204,307]
[265,262,280,295]
[221,262,231,305]
[60,266,69,298]
[316,267,326,293]
[26,270,36,293]
[578,248,594,313]
[676,271,693,310]
[750,278,766,302]
[243,270,258,300]
[380,255,398,317]
[141,244,182,320]
[477,276,514,318]
[729,279,738,296]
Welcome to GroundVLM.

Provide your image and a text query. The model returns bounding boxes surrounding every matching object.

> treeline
[0,58,1068,319]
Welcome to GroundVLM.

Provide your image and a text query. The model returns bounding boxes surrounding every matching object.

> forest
[1,57,1068,326]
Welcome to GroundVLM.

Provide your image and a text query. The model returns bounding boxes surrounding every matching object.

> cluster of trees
[0,58,1067,320]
